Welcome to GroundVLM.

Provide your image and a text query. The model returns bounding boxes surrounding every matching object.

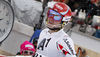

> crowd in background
[49,0,100,38]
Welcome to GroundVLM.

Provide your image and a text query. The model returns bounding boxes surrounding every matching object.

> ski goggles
[23,50,34,55]
[47,9,63,21]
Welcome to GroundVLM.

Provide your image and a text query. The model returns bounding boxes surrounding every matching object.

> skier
[34,1,76,57]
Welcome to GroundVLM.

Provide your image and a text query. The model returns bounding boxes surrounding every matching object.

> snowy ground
[11,0,43,28]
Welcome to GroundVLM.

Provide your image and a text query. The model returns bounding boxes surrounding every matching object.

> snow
[11,0,43,27]
[13,0,42,11]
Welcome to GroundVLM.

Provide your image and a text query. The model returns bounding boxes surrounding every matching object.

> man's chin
[48,27,61,31]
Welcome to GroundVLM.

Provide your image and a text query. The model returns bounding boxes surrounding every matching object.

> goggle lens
[47,9,63,21]
[23,50,33,55]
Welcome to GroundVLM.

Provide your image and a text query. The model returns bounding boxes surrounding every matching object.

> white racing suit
[34,28,76,57]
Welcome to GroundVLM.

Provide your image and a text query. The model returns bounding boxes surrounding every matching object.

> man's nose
[49,17,54,23]
[49,17,53,21]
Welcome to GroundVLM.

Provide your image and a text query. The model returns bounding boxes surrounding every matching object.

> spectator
[95,26,100,38]
[32,37,39,53]
[16,41,35,56]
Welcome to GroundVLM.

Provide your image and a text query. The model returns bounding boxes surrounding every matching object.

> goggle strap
[61,21,65,28]
[46,18,47,21]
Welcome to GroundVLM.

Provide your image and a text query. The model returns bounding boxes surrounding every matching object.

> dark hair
[16,52,21,55]
[33,37,39,44]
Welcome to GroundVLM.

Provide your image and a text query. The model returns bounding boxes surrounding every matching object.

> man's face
[47,9,63,28]
[47,17,61,28]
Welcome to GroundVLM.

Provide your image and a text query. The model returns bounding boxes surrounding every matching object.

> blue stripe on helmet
[60,7,69,15]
